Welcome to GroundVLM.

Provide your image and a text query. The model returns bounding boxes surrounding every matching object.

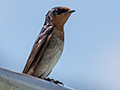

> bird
[22,6,75,84]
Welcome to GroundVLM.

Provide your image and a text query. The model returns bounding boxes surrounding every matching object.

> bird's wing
[22,25,53,74]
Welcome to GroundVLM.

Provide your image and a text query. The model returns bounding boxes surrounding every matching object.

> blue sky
[0,0,120,90]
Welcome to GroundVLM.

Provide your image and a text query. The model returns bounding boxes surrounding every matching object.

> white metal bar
[0,67,76,90]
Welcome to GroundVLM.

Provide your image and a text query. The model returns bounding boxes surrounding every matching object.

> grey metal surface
[0,67,76,90]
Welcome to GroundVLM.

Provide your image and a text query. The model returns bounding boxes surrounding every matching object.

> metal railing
[0,67,76,90]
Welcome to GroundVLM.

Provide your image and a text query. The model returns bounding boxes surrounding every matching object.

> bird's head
[44,7,75,29]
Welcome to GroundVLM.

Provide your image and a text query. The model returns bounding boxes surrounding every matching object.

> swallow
[22,6,75,84]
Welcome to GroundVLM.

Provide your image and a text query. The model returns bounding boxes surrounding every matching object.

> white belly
[34,34,64,78]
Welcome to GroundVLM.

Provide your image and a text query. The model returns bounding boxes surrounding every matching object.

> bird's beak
[67,10,75,13]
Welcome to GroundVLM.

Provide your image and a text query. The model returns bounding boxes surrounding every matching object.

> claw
[44,78,64,86]
[54,80,64,86]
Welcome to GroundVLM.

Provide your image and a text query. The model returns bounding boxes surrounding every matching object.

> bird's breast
[34,34,64,78]
[43,34,64,62]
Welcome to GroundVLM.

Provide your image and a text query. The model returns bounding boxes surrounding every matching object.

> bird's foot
[44,78,64,86]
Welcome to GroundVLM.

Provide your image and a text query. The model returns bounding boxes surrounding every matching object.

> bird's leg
[44,77,64,86]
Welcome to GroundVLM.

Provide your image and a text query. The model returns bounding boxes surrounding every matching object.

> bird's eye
[56,9,68,14]
[56,9,61,14]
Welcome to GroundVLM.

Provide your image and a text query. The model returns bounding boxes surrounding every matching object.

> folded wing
[22,25,53,74]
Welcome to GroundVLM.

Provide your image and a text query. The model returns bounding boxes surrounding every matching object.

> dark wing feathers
[22,25,53,74]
